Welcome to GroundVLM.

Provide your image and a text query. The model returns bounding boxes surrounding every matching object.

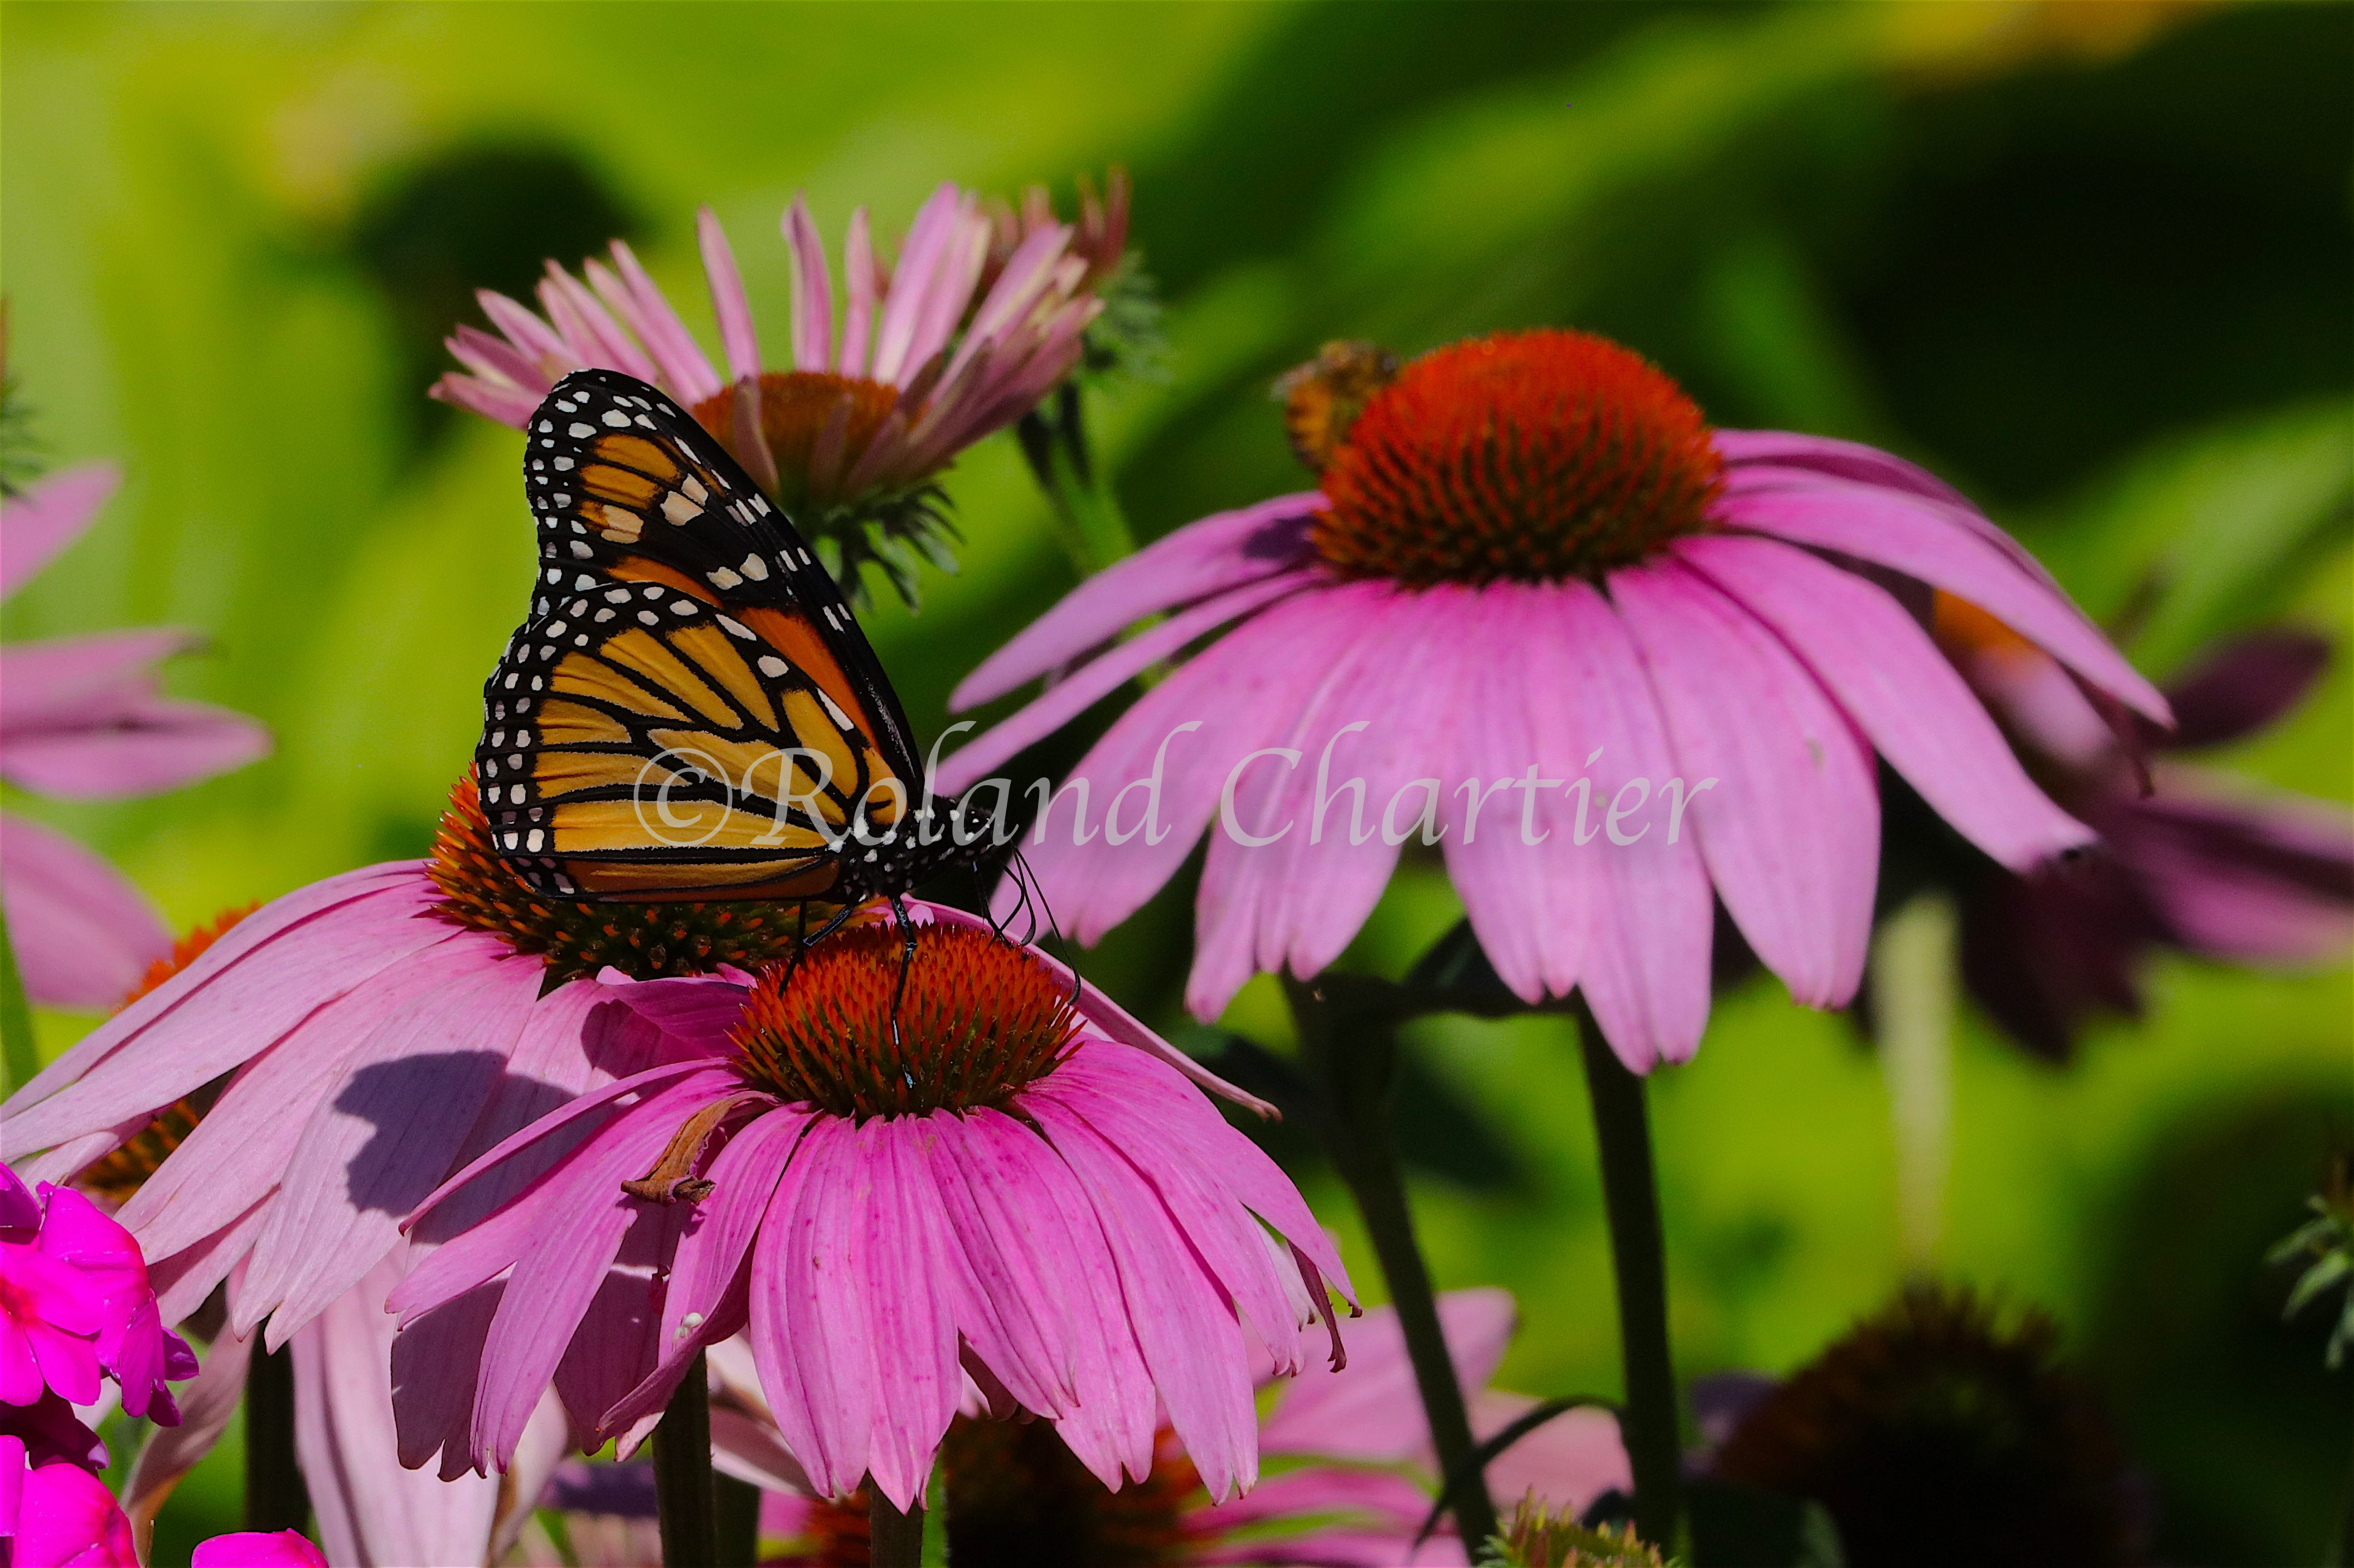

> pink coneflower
[432,183,1109,605]
[741,1286,1626,1566]
[0,776,813,1354]
[1933,614,2353,1059]
[0,464,270,1009]
[388,907,1351,1515]
[939,329,2170,1069]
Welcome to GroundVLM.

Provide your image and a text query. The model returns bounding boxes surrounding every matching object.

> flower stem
[243,1340,310,1533]
[1573,1008,1683,1550]
[652,1352,717,1568]
[0,899,39,1094]
[1284,976,1499,1549]
[868,1487,925,1568]
[714,1472,761,1568]
[1016,381,1136,575]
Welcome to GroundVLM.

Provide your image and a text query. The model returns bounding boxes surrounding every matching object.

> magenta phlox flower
[388,903,1349,1514]
[3,1456,138,1567]
[190,1530,330,1568]
[941,331,2169,1070]
[0,465,270,1008]
[0,1169,191,1421]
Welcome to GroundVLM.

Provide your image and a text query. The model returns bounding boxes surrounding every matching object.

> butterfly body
[476,368,994,911]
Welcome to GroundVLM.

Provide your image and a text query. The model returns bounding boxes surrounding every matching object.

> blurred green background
[4,2,2349,1562]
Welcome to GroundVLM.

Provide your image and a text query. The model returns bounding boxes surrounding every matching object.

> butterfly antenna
[886,893,917,1050]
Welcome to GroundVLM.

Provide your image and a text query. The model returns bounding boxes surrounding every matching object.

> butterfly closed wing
[477,368,986,911]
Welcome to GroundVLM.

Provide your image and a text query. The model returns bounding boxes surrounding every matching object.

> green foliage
[2271,1157,2354,1372]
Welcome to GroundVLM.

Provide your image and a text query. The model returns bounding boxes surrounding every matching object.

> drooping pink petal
[1544,581,1714,1066]
[235,951,545,1344]
[939,570,1315,791]
[1609,558,1878,1010]
[0,629,193,731]
[2119,782,2354,964]
[291,1257,511,1568]
[948,494,1320,714]
[427,372,541,428]
[748,1116,871,1501]
[851,1118,965,1512]
[1029,1095,1260,1501]
[1,465,119,600]
[0,812,168,1012]
[696,208,762,382]
[4,862,435,1131]
[1475,1395,1631,1521]
[1715,429,1974,511]
[1678,533,2092,871]
[1716,476,2170,725]
[538,264,659,384]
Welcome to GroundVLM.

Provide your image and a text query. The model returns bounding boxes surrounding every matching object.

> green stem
[868,1487,925,1568]
[243,1341,310,1534]
[1016,381,1136,576]
[1574,1008,1683,1550]
[652,1353,717,1568]
[714,1471,761,1568]
[0,897,38,1094]
[1285,977,1499,1549]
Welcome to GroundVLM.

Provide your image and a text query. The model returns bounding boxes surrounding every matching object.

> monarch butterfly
[476,368,996,921]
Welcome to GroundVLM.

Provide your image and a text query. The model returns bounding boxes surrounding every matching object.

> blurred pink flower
[190,1529,328,1568]
[389,909,1345,1513]
[1939,617,2354,1058]
[940,330,2168,1071]
[743,1287,1624,1565]
[0,1168,193,1421]
[0,465,270,1008]
[433,183,1107,603]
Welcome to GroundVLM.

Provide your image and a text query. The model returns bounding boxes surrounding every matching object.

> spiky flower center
[730,924,1076,1118]
[1309,329,1723,587]
[691,370,903,505]
[428,774,808,984]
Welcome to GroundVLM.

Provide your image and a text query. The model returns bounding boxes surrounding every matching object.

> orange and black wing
[477,368,920,902]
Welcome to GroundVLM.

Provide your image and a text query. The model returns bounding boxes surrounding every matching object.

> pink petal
[782,197,834,373]
[1609,559,1878,1010]
[914,1112,1080,1419]
[4,863,435,1135]
[948,494,1319,713]
[1715,429,1973,510]
[748,1116,871,1501]
[239,955,546,1345]
[601,242,722,404]
[1028,1095,1259,1501]
[696,209,761,382]
[0,629,192,731]
[469,1074,735,1469]
[936,570,1315,791]
[837,210,876,377]
[853,1118,963,1512]
[1,465,119,600]
[1,696,270,800]
[1477,1395,1631,1520]
[1260,1291,1515,1464]
[291,1257,505,1568]
[427,373,541,428]
[1716,477,2169,725]
[1678,533,2091,870]
[867,185,965,386]
[0,812,167,1011]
